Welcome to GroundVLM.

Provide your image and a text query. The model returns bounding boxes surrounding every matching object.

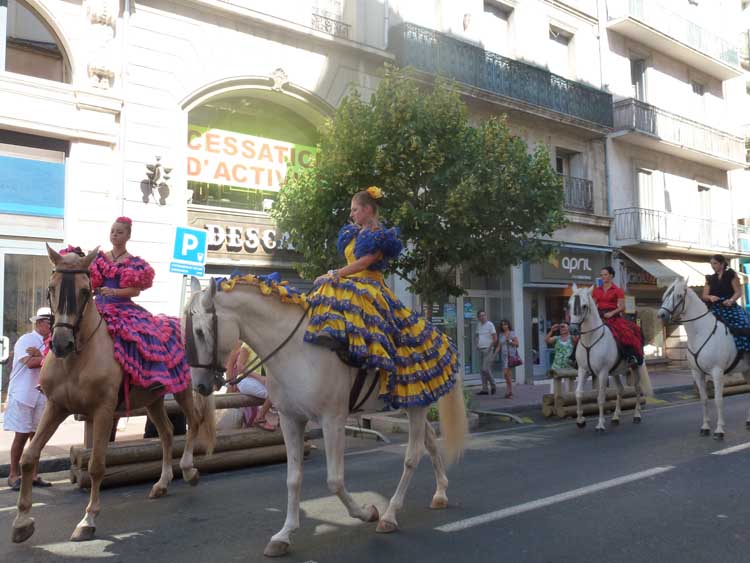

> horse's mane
[218,274,308,308]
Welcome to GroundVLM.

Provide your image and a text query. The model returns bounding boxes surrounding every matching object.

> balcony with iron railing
[612,98,746,170]
[614,207,750,255]
[561,175,594,213]
[388,23,613,133]
[607,0,742,80]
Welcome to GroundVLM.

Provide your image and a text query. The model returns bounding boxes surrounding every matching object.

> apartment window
[630,59,646,101]
[549,26,572,77]
[482,1,512,54]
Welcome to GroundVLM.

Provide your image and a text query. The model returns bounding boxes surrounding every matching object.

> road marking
[712,442,750,456]
[0,502,44,513]
[436,466,674,532]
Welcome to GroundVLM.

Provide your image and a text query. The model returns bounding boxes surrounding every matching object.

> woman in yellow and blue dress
[304,186,459,409]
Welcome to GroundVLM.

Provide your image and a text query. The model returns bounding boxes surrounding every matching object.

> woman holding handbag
[496,319,521,398]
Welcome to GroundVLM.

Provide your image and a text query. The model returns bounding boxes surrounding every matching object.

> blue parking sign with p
[170,226,208,276]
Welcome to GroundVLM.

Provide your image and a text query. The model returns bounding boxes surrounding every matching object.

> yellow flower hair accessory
[366,186,383,200]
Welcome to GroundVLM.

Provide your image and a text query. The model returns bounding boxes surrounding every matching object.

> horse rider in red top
[592,266,644,366]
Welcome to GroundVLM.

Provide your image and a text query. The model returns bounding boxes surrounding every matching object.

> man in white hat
[4,307,53,490]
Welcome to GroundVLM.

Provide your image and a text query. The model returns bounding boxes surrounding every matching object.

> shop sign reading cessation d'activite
[528,249,609,284]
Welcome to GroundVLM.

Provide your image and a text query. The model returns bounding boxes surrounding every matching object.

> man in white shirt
[4,307,53,490]
[475,310,498,395]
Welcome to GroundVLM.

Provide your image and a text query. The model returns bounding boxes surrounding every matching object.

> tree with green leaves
[273,66,566,313]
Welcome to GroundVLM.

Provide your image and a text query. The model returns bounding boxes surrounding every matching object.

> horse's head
[568,284,595,337]
[657,277,688,323]
[184,277,239,396]
[46,244,99,358]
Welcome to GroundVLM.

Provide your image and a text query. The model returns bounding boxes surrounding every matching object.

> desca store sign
[187,126,316,192]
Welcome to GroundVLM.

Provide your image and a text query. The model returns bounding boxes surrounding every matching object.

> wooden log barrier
[70,428,285,470]
[555,397,646,419]
[704,374,749,399]
[75,442,311,490]
[555,387,638,409]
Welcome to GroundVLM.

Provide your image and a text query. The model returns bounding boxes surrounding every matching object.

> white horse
[568,286,653,431]
[186,277,467,557]
[657,277,750,439]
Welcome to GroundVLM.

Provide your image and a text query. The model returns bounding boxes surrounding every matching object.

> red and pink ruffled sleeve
[119,257,155,290]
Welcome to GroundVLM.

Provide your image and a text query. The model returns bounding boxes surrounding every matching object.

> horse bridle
[48,268,103,353]
[658,287,712,325]
[184,297,310,389]
[570,294,617,375]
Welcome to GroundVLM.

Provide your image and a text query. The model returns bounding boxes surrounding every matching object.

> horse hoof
[263,540,290,558]
[376,519,398,534]
[70,526,96,542]
[184,469,200,487]
[713,432,725,441]
[149,485,168,499]
[611,419,620,426]
[430,496,449,510]
[700,428,711,436]
[576,421,586,429]
[11,520,35,544]
[633,417,642,424]
[366,504,380,522]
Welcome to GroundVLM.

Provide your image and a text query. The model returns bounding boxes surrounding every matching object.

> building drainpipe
[383,0,389,49]
[120,0,132,216]
[0,0,7,71]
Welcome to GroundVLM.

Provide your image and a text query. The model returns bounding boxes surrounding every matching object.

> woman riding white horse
[658,258,750,438]
[568,284,653,431]
[187,186,466,557]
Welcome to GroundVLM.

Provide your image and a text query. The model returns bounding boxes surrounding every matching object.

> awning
[619,250,710,288]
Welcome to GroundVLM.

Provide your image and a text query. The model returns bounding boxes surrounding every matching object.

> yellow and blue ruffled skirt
[305,272,459,408]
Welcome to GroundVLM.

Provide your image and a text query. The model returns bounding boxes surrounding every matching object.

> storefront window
[187,98,319,213]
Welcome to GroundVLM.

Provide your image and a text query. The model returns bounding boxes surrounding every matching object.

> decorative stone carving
[84,0,118,89]
[271,68,288,91]
[85,0,118,30]
[142,157,172,206]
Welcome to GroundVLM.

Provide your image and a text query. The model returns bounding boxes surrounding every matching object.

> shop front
[523,245,610,378]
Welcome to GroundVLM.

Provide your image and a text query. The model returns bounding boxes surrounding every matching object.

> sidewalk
[0,366,697,478]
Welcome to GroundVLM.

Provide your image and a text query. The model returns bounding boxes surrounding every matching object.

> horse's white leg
[575,367,587,428]
[144,398,174,499]
[424,421,449,509]
[595,372,607,432]
[320,413,379,522]
[711,367,726,439]
[691,370,711,435]
[71,410,115,541]
[632,366,643,423]
[377,406,428,533]
[611,373,624,425]
[265,413,306,558]
[172,389,200,486]
[11,401,69,543]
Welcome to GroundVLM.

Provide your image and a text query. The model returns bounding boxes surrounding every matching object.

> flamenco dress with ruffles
[88,252,191,408]
[304,224,459,408]
[592,283,644,364]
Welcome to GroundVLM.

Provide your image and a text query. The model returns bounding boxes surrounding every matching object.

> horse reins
[49,268,104,353]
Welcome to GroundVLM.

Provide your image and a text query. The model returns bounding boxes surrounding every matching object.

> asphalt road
[3,395,750,563]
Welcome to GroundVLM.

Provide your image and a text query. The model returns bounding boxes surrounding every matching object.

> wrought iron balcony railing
[311,12,350,39]
[614,207,748,254]
[388,23,613,129]
[561,175,594,213]
[613,98,746,166]
[607,0,739,68]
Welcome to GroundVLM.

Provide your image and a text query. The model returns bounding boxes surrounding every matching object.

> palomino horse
[658,278,750,438]
[568,286,653,431]
[11,245,216,544]
[186,276,467,557]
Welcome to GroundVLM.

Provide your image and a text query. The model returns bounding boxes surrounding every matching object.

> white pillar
[0,0,8,71]
[511,264,528,384]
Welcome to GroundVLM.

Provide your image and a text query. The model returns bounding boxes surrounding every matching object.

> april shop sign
[187,126,316,192]
[527,248,609,284]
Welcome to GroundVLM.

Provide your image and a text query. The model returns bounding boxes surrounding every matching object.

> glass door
[1,250,50,401]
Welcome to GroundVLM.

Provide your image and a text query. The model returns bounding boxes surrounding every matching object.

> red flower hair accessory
[115,216,132,225]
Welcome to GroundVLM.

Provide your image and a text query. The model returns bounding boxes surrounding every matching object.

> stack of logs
[543,368,645,419]
[70,394,309,490]
[704,374,750,399]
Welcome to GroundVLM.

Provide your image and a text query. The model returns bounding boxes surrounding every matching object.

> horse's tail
[637,363,654,397]
[193,390,216,455]
[438,373,468,466]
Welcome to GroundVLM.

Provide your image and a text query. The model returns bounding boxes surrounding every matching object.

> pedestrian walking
[475,310,498,395]
[4,307,54,491]
[496,319,520,398]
